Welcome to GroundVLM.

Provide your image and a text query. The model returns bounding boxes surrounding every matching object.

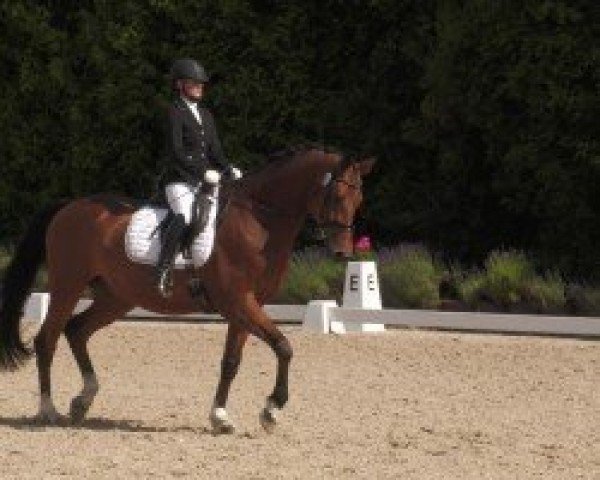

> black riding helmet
[170,58,209,84]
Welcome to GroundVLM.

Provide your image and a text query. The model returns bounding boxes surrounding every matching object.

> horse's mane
[229,143,344,197]
[241,143,342,179]
[267,143,343,164]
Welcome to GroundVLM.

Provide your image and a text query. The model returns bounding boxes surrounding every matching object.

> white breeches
[165,182,219,225]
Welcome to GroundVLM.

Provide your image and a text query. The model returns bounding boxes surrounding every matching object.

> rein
[225,171,360,241]
[228,196,297,220]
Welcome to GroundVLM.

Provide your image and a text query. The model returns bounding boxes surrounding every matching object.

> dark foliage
[1,1,599,278]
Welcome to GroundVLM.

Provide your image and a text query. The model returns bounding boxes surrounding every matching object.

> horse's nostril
[314,228,326,241]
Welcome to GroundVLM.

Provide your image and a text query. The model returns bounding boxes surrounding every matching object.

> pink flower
[355,235,372,252]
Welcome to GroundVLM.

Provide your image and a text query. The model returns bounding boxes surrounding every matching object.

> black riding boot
[155,213,187,298]
[182,183,217,249]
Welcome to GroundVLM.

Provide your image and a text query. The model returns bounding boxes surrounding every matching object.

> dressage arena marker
[23,292,49,323]
[304,261,386,334]
[303,300,338,333]
[336,261,385,333]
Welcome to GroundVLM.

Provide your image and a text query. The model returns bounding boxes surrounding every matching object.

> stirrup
[157,268,173,298]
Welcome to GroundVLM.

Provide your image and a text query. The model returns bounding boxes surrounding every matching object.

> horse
[0,146,375,433]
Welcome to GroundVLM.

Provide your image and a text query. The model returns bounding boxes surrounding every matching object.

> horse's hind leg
[34,287,85,423]
[64,281,131,424]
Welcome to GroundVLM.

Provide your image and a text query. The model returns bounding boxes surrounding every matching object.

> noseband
[316,176,360,234]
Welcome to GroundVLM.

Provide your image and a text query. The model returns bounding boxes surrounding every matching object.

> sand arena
[1,322,599,479]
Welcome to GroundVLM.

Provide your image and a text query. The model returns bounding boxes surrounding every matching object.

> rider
[156,57,241,297]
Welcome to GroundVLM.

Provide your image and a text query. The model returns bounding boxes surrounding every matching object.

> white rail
[22,293,600,337]
[22,294,306,323]
[330,307,600,336]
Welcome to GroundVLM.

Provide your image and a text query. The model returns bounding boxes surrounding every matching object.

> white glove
[204,169,221,185]
[230,166,242,180]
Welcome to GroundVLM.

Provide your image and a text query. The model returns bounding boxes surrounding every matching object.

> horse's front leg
[259,331,293,433]
[240,297,293,433]
[210,321,248,434]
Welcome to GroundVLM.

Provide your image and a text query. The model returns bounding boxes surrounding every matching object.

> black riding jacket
[161,98,230,185]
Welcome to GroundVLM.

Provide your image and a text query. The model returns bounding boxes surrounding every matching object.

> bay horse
[0,146,374,433]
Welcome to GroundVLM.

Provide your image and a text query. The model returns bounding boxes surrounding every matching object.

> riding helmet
[170,58,209,83]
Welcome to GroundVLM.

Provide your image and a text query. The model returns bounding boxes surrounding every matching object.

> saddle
[124,193,219,269]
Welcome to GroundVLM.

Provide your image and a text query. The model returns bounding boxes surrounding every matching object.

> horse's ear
[338,153,352,169]
[358,157,376,176]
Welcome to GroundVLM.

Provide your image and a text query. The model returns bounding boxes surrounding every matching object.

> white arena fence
[19,260,600,337]
[19,302,600,337]
[20,293,600,337]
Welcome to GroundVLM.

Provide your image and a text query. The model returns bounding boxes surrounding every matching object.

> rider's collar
[180,96,199,110]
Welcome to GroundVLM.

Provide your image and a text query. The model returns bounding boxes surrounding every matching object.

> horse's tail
[0,201,67,370]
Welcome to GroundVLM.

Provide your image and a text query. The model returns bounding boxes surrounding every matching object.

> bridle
[315,175,361,237]
[226,168,362,243]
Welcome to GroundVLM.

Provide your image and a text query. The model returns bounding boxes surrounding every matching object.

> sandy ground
[0,322,599,479]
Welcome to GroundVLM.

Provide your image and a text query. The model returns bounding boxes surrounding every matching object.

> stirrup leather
[157,267,174,298]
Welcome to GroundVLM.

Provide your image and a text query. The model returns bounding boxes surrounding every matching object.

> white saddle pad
[125,205,217,269]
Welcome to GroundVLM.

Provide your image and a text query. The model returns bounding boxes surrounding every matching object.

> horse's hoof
[259,408,277,433]
[209,407,236,435]
[34,411,63,425]
[259,400,279,434]
[69,396,90,424]
[211,420,236,435]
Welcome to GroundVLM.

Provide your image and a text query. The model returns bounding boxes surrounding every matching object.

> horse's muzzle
[334,250,353,261]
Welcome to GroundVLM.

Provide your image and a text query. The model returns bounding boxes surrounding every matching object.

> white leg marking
[209,404,235,434]
[265,398,279,420]
[259,398,280,433]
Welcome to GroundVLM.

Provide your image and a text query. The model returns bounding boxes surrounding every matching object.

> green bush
[275,249,345,304]
[379,246,441,309]
[2,239,593,316]
[456,250,566,313]
[520,273,566,314]
[457,271,487,309]
[483,251,535,309]
[0,246,10,274]
[565,284,600,316]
